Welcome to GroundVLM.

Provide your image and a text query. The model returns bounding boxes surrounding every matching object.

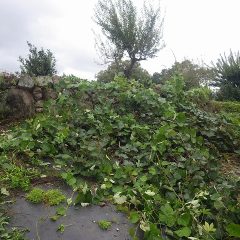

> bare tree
[94,0,164,79]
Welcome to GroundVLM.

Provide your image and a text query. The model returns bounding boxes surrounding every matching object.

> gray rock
[52,75,60,84]
[18,75,34,88]
[35,107,43,113]
[34,76,53,87]
[33,86,43,101]
[5,88,35,117]
[35,100,44,108]
[42,87,58,100]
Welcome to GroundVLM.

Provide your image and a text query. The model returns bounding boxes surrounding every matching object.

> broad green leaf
[129,211,140,224]
[68,177,77,186]
[226,223,240,237]
[177,213,191,227]
[160,203,174,215]
[175,227,191,237]
[159,213,175,227]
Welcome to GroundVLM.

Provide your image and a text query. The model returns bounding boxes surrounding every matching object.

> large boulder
[5,89,35,118]
[18,75,35,88]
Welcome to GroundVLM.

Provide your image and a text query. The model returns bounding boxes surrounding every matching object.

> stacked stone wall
[0,73,59,120]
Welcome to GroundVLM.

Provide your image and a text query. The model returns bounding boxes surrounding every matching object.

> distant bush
[152,60,215,90]
[186,87,212,107]
[212,100,240,113]
[19,42,57,77]
[216,83,240,101]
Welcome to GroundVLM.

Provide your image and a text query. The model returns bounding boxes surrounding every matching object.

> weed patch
[97,220,112,230]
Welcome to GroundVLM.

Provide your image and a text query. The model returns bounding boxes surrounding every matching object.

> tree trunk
[124,59,136,79]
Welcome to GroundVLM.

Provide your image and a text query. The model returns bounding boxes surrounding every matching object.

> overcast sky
[0,0,239,79]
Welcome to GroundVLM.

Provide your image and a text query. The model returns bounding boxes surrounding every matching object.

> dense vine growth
[0,76,239,239]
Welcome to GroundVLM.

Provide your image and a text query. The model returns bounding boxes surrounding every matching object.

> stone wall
[0,73,59,120]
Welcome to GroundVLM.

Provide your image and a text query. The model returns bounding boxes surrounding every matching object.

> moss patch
[44,189,66,206]
[26,188,45,203]
[26,188,66,206]
[97,220,112,230]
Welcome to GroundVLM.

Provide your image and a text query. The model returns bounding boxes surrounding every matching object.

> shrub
[186,87,212,107]
[216,83,240,101]
[19,42,57,77]
[212,100,240,113]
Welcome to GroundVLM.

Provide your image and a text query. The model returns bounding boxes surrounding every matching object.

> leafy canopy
[94,0,164,78]
[96,60,151,86]
[152,59,215,90]
[19,42,57,77]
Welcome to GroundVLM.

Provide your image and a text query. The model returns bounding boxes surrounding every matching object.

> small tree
[94,0,164,79]
[19,42,57,77]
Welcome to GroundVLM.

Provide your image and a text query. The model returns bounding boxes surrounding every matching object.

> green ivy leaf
[175,227,191,237]
[226,223,240,237]
[160,203,174,215]
[129,211,140,224]
[177,213,191,227]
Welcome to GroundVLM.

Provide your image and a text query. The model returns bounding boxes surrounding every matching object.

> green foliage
[153,59,215,89]
[212,100,240,113]
[0,75,239,239]
[94,0,164,78]
[213,50,240,101]
[57,224,65,233]
[2,165,37,191]
[216,83,240,101]
[26,188,66,206]
[186,87,212,108]
[97,220,112,230]
[19,42,57,77]
[26,188,44,203]
[226,223,240,237]
[96,60,152,86]
[44,189,66,206]
[0,213,26,240]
